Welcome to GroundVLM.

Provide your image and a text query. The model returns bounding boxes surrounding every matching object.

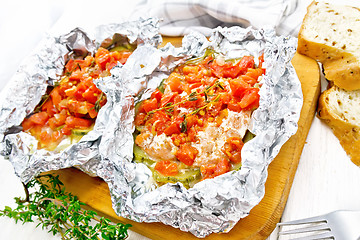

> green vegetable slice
[133,143,201,188]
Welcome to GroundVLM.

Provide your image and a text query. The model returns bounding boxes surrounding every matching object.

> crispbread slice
[298,1,360,90]
[318,86,360,166]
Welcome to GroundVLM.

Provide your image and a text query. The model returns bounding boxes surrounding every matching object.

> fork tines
[277,215,333,240]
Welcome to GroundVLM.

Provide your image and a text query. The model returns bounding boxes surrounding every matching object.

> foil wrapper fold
[91,27,302,237]
[0,23,302,238]
[0,18,161,181]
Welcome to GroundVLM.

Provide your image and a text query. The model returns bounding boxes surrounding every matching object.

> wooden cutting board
[47,38,320,240]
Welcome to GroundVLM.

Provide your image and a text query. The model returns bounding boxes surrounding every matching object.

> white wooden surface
[1,0,360,239]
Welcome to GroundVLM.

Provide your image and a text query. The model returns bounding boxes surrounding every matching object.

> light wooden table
[1,0,360,239]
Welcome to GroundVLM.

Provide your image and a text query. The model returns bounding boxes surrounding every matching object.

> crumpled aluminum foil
[0,23,302,238]
[90,27,302,237]
[0,17,161,181]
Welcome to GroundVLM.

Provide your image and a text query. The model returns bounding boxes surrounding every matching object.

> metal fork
[277,210,360,240]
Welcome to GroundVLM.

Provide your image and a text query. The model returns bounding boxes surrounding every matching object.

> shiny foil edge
[0,18,161,182]
[92,27,302,237]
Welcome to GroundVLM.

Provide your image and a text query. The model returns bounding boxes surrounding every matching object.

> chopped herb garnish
[180,119,187,133]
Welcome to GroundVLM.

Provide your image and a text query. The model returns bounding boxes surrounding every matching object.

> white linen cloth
[131,0,301,36]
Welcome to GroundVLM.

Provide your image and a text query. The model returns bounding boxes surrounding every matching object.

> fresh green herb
[33,94,50,113]
[0,174,131,240]
[188,91,197,98]
[148,80,224,116]
[217,82,224,90]
[180,119,187,133]
[93,92,106,113]
[157,79,166,94]
[76,63,82,71]
[184,48,217,65]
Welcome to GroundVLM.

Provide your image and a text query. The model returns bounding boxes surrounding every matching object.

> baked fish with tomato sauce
[134,50,265,188]
[21,39,136,151]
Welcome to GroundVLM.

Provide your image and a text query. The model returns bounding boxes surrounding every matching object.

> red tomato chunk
[22,47,133,151]
[135,53,265,182]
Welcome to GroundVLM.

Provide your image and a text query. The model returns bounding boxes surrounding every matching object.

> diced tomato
[82,84,99,104]
[183,65,199,75]
[189,82,202,89]
[239,88,260,110]
[167,72,184,93]
[164,121,181,136]
[86,103,98,118]
[116,51,132,65]
[201,158,231,180]
[74,117,93,129]
[152,111,171,122]
[219,92,231,105]
[150,89,163,102]
[134,112,147,126]
[142,98,158,113]
[210,60,241,79]
[240,74,257,86]
[201,164,216,179]
[39,131,51,145]
[222,64,241,78]
[41,99,57,116]
[176,144,198,166]
[69,69,84,81]
[237,56,255,75]
[207,101,223,117]
[258,54,265,69]
[73,82,88,101]
[187,126,198,142]
[51,130,63,143]
[222,137,244,163]
[67,100,86,115]
[22,118,34,131]
[160,92,178,107]
[227,97,242,112]
[215,109,228,127]
[48,114,66,130]
[50,87,62,107]
[106,61,118,71]
[65,116,92,129]
[48,117,58,130]
[203,77,217,86]
[61,125,72,136]
[245,68,263,82]
[185,73,202,84]
[154,160,178,176]
[28,112,49,125]
[95,47,111,70]
[146,111,171,134]
[214,158,231,176]
[185,115,197,128]
[64,59,75,73]
[65,58,93,74]
[229,77,250,98]
[181,97,198,109]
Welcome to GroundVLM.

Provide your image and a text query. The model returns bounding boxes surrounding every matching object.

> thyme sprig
[147,80,224,117]
[93,92,106,113]
[0,174,131,240]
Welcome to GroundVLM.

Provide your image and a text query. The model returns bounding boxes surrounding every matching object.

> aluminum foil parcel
[0,24,302,238]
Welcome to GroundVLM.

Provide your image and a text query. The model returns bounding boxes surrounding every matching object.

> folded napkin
[131,0,300,36]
